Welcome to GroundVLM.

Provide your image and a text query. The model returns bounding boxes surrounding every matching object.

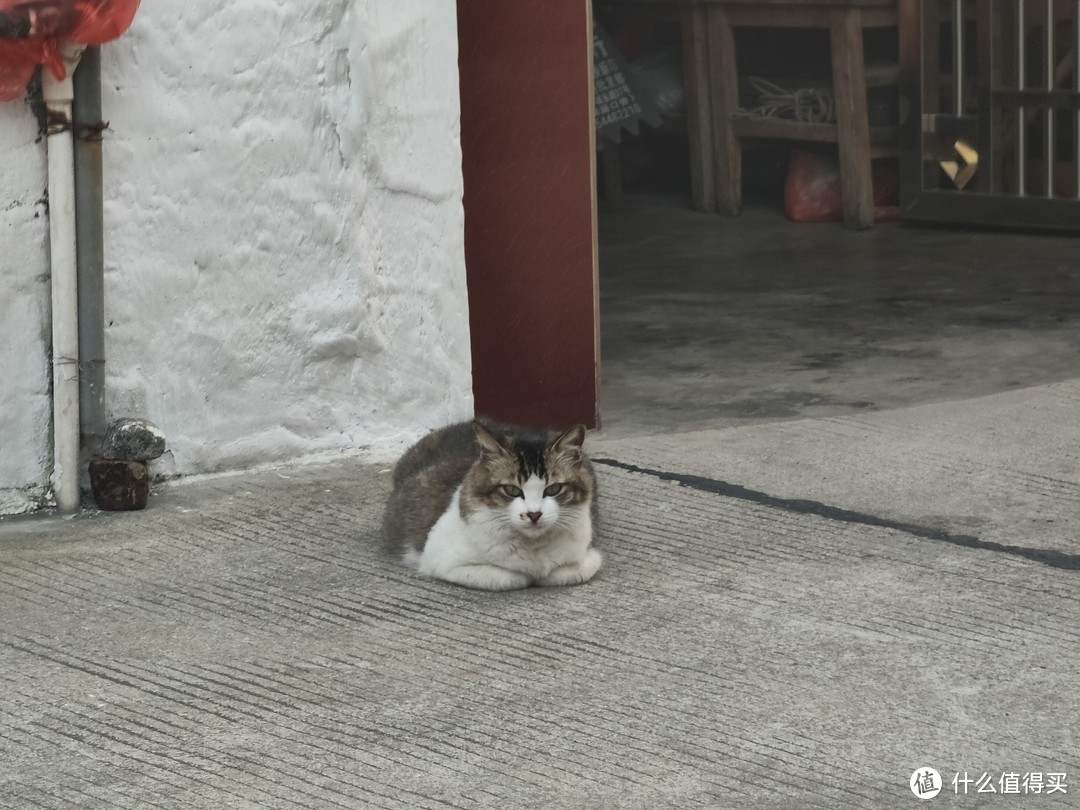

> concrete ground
[599,195,1080,438]
[3,380,1078,808]
[3,199,1079,807]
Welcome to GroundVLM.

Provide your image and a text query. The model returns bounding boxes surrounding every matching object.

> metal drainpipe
[73,46,106,462]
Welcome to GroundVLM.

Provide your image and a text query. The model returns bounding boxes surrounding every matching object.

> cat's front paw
[537,548,602,587]
[438,563,532,591]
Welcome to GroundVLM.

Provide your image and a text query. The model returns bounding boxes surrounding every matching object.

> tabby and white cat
[382,419,601,591]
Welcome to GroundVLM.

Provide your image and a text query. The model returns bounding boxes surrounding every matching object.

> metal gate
[900,0,1080,229]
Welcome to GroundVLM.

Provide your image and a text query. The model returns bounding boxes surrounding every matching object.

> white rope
[734,77,835,124]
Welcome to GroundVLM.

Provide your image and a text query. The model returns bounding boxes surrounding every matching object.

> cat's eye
[543,483,564,497]
[500,484,523,498]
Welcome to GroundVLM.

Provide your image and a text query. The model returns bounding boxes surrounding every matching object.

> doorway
[456,1,1080,438]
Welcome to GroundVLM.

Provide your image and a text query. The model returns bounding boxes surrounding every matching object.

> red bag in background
[784,148,900,223]
[0,0,140,101]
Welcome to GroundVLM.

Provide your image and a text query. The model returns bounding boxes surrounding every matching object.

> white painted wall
[0,101,52,514]
[0,0,473,510]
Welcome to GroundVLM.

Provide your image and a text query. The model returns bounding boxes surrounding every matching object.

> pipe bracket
[77,120,111,141]
[46,108,71,135]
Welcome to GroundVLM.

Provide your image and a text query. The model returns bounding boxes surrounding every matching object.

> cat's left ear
[550,424,586,457]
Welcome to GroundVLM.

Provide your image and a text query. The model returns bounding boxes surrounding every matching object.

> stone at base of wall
[102,418,167,461]
[89,459,149,511]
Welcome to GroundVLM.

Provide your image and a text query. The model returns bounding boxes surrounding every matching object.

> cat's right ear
[550,424,586,455]
[473,421,508,459]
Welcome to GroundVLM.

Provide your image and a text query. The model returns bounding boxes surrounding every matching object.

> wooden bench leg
[706,6,742,216]
[829,8,875,229]
[680,2,716,212]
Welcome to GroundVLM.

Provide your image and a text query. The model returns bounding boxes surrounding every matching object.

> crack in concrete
[593,458,1080,571]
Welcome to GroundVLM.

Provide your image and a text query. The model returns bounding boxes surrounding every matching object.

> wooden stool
[680,0,899,229]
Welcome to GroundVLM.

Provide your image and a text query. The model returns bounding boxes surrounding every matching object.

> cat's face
[462,422,593,537]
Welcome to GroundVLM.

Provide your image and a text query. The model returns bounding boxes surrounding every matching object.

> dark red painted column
[456,0,599,430]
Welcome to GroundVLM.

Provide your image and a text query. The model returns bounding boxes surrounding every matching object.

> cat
[381,419,601,591]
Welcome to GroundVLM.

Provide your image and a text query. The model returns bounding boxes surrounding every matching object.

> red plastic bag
[0,0,140,101]
[784,148,900,223]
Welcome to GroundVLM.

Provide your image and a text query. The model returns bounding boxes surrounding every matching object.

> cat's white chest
[408,487,594,589]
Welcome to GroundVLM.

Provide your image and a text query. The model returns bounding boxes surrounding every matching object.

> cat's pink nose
[526,511,542,524]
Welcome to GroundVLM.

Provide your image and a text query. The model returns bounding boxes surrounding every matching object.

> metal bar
[1047,0,1055,196]
[921,0,943,190]
[955,0,964,115]
[904,186,1080,228]
[923,0,941,113]
[899,0,925,205]
[1075,0,1079,197]
[977,0,995,192]
[994,87,1080,107]
[922,112,980,135]
[1019,0,1027,194]
[73,48,107,460]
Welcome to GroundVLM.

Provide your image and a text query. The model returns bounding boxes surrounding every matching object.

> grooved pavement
[3,384,1079,808]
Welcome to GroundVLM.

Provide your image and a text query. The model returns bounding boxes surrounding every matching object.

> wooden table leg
[706,5,742,216]
[829,8,875,229]
[680,2,717,212]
